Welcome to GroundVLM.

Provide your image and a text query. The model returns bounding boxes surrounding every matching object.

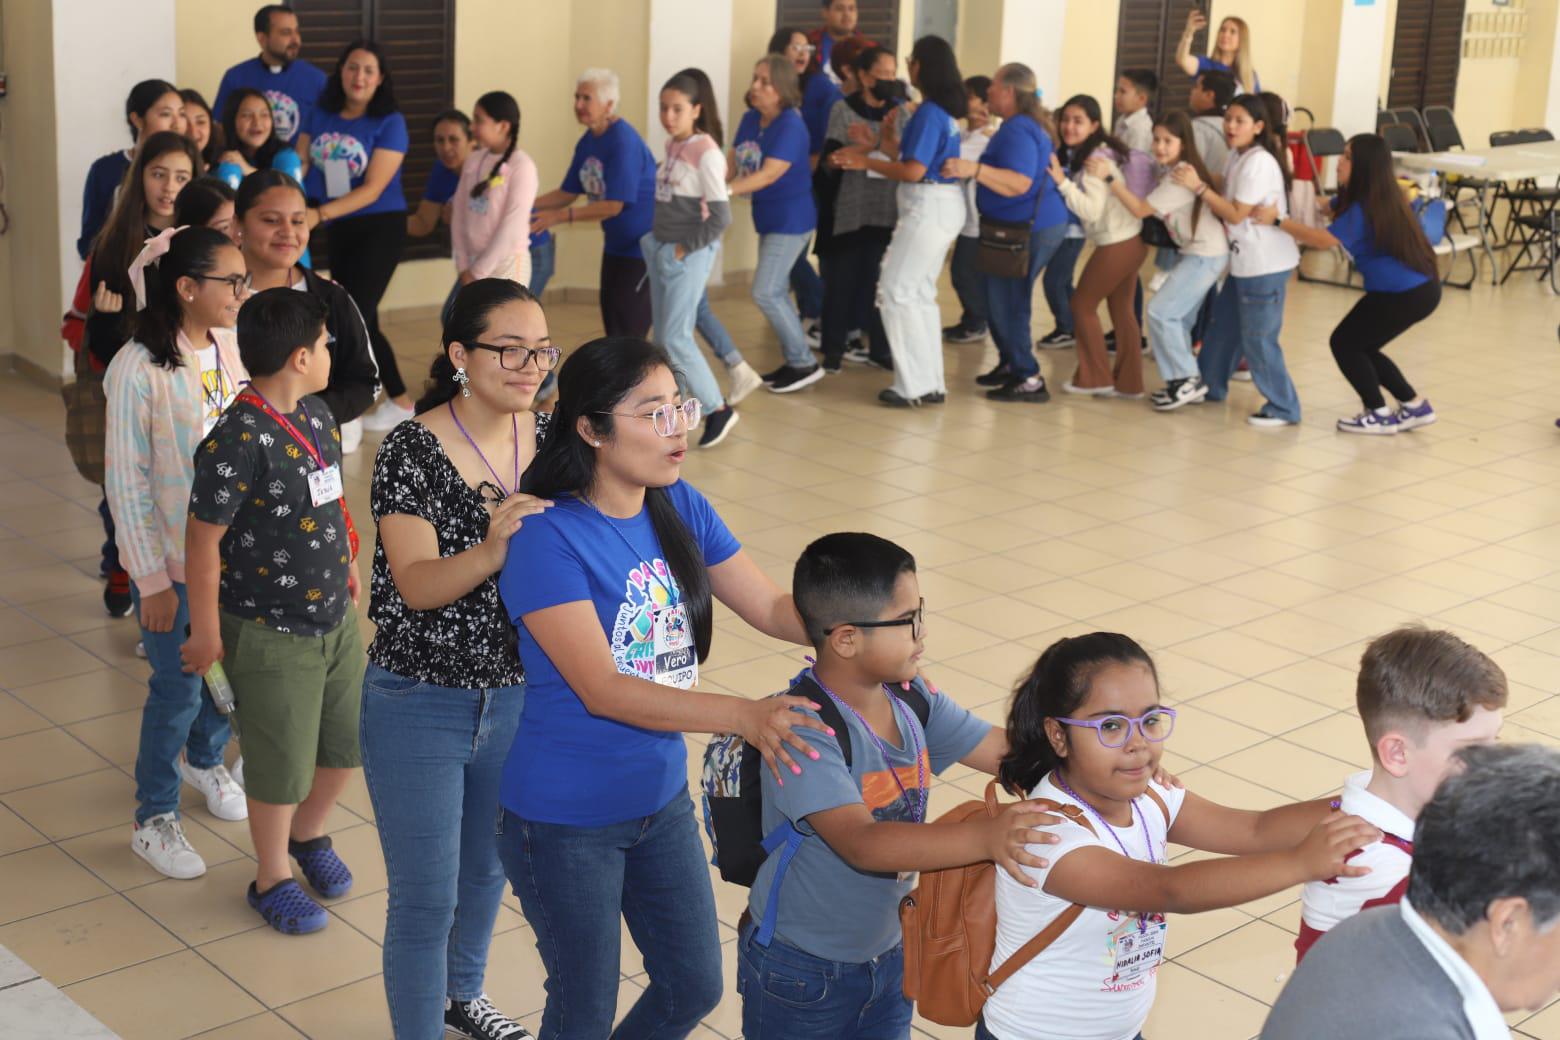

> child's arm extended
[806,800,1063,887]
[1046,812,1380,915]
[180,518,229,675]
[1167,792,1337,855]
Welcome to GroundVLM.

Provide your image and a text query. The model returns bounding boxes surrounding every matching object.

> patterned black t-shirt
[366,413,550,688]
[189,393,351,636]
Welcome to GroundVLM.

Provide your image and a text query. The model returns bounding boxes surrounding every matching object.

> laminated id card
[308,463,344,507]
[652,602,697,689]
[323,159,352,199]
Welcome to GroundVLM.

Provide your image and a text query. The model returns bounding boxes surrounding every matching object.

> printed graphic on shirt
[200,368,235,435]
[266,90,302,142]
[861,754,931,823]
[579,156,606,199]
[734,140,763,177]
[1103,910,1167,991]
[611,557,677,679]
[309,132,370,178]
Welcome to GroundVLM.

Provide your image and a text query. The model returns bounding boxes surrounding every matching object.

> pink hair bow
[127,225,189,311]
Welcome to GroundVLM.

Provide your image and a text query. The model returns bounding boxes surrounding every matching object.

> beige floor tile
[58,818,245,893]
[0,893,182,986]
[0,636,114,689]
[1158,704,1270,765]
[188,1013,307,1039]
[1188,683,1336,736]
[64,710,144,766]
[9,667,148,725]
[198,916,383,1007]
[1213,740,1355,801]
[275,977,391,1040]
[1142,960,1271,1040]
[1174,918,1305,1005]
[3,767,138,840]
[125,859,270,947]
[64,949,265,1040]
[0,690,52,739]
[0,802,46,857]
[0,728,110,794]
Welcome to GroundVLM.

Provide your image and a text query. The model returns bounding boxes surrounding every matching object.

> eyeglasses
[824,598,925,641]
[466,342,562,372]
[1056,708,1178,749]
[193,272,253,299]
[597,399,702,438]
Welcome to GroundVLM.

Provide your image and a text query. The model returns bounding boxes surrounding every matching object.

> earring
[453,367,471,398]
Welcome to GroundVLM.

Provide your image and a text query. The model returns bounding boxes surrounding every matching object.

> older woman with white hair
[531,68,657,336]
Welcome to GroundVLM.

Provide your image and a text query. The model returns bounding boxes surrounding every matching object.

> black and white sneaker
[842,345,872,365]
[445,994,532,1039]
[1037,329,1075,349]
[759,364,789,385]
[1151,376,1209,412]
[942,322,988,343]
[766,365,825,394]
[988,376,1051,403]
[975,363,1013,387]
[804,321,822,349]
[697,406,740,448]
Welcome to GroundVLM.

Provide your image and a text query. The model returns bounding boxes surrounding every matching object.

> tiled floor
[1,258,1558,1040]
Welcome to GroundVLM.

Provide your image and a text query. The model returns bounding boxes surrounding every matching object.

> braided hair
[470,91,521,199]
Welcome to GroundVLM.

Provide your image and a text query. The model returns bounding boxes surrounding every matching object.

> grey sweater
[1261,907,1478,1040]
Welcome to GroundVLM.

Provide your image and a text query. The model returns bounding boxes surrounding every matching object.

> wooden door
[1388,0,1465,111]
[1115,0,1206,119]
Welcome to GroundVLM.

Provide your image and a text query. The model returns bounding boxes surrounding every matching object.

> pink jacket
[104,329,248,596]
[451,146,540,285]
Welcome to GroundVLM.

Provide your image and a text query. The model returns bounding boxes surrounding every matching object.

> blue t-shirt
[800,73,843,156]
[1195,54,1262,94]
[733,108,818,236]
[976,116,1069,228]
[422,161,459,204]
[78,150,131,261]
[498,482,741,826]
[898,101,961,184]
[214,57,327,144]
[302,108,409,218]
[561,119,657,259]
[748,674,990,962]
[1329,203,1431,293]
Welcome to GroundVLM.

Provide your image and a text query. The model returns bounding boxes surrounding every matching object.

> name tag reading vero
[308,464,344,508]
[652,602,697,689]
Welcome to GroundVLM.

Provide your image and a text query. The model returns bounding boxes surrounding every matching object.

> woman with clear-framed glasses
[980,632,1381,1040]
[490,336,833,1039]
[361,279,556,1040]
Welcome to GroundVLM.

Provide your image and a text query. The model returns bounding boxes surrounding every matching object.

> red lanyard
[237,389,360,561]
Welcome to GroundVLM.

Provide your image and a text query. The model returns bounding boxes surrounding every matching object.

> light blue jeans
[697,292,743,368]
[753,232,814,368]
[642,232,725,411]
[1198,269,1301,422]
[1146,252,1227,382]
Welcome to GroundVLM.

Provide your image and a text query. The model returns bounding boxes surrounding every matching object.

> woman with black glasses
[362,279,554,1040]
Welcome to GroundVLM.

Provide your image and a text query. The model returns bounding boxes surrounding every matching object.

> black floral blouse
[367,413,551,688]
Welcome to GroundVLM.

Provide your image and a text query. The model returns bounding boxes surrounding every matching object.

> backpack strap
[897,679,933,733]
[753,821,806,948]
[811,690,853,769]
[980,799,1097,996]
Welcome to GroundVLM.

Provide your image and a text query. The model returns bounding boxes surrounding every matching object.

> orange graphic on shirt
[860,749,931,821]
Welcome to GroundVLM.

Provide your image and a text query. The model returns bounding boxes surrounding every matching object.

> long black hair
[319,39,399,117]
[662,70,722,142]
[521,337,715,663]
[126,79,179,143]
[235,167,307,218]
[222,87,283,169]
[470,91,520,199]
[129,226,237,370]
[998,633,1159,796]
[908,35,968,118]
[94,132,203,283]
[175,176,237,229]
[1057,94,1131,173]
[180,88,224,167]
[1229,94,1292,192]
[1154,111,1216,233]
[1336,134,1437,278]
[416,279,541,414]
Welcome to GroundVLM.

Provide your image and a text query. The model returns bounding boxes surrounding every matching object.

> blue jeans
[1198,269,1301,422]
[498,788,723,1040]
[950,235,988,331]
[530,235,556,297]
[1042,235,1085,335]
[697,291,743,367]
[789,246,823,321]
[1146,253,1227,382]
[985,222,1068,380]
[132,581,229,824]
[737,923,911,1040]
[360,662,523,1040]
[642,233,725,411]
[757,233,815,368]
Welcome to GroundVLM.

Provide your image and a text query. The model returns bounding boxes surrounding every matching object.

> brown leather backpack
[899,779,1169,1026]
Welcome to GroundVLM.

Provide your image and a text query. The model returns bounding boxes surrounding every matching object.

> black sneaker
[865,353,894,371]
[697,406,740,448]
[804,321,822,349]
[919,391,947,405]
[1105,331,1117,352]
[1151,376,1209,412]
[1037,329,1075,348]
[104,569,133,618]
[759,364,789,385]
[988,376,1051,403]
[942,322,988,344]
[446,994,532,1040]
[821,355,843,374]
[975,363,1013,387]
[842,345,871,365]
[878,388,918,408]
[767,365,825,394]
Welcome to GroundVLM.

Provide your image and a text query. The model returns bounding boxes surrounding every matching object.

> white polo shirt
[1300,770,1416,937]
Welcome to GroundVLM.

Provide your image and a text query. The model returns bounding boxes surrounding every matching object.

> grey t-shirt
[747,674,989,962]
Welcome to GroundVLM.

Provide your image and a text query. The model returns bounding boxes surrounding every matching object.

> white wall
[53,0,178,319]
[999,0,1067,105]
[645,0,733,157]
[1329,0,1387,138]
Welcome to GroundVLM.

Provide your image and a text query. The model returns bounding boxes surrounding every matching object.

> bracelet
[1194,184,1207,197]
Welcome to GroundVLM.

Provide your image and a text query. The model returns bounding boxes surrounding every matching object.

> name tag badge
[655,177,674,203]
[308,463,344,508]
[323,159,352,199]
[652,602,697,689]
[1106,913,1166,990]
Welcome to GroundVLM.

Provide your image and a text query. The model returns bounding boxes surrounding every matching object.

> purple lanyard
[586,498,677,603]
[809,668,927,823]
[447,400,519,498]
[1053,771,1157,865]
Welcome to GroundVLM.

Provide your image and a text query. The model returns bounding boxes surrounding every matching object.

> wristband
[1194,184,1207,197]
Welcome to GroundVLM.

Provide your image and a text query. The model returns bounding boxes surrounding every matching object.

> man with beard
[214,5,327,146]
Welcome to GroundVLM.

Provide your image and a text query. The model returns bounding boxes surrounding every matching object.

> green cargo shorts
[220,611,366,805]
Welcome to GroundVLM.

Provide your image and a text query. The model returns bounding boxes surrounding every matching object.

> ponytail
[470,91,521,199]
[129,226,235,370]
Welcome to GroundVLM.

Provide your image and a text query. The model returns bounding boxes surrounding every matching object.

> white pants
[878,182,966,399]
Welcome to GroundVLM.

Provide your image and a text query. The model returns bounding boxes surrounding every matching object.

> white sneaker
[132,813,206,879]
[1148,270,1170,292]
[135,640,147,659]
[361,400,414,432]
[727,361,764,406]
[232,756,244,788]
[181,760,248,821]
[340,418,363,455]
[1231,369,1254,382]
[1062,381,1114,396]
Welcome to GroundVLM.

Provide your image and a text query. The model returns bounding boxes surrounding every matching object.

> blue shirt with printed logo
[898,101,961,184]
[561,119,658,259]
[734,108,817,235]
[302,108,409,218]
[498,482,740,826]
[214,57,327,144]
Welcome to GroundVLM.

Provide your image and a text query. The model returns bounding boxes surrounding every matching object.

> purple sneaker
[1396,399,1437,431]
[1337,409,1401,436]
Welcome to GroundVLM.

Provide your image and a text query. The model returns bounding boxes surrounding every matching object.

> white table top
[1396,139,1560,183]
